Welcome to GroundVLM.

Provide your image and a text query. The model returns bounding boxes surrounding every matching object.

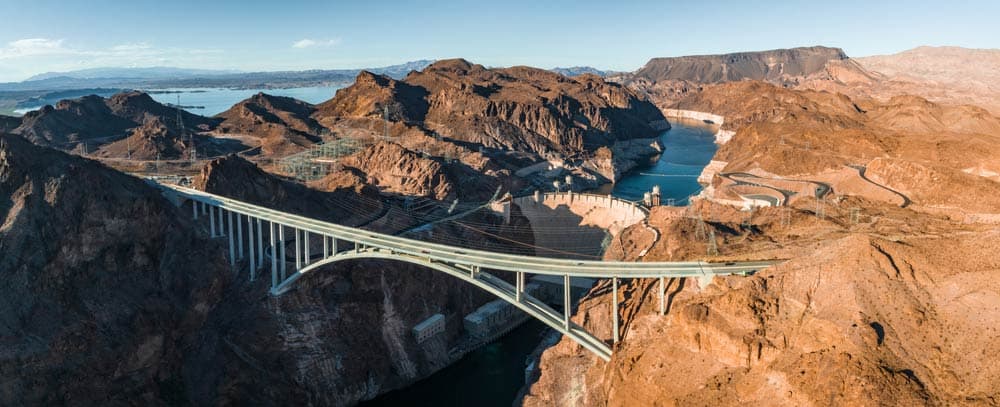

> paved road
[160,183,781,278]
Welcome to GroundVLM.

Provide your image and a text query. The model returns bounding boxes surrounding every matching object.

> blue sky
[0,0,997,82]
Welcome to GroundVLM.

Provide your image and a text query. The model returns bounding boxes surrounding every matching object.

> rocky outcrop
[12,91,218,153]
[0,133,231,404]
[853,46,1000,115]
[194,154,382,226]
[0,115,19,133]
[526,193,1000,406]
[315,60,666,160]
[215,92,324,156]
[631,46,849,86]
[340,140,504,201]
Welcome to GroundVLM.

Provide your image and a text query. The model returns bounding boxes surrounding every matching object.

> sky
[0,0,998,82]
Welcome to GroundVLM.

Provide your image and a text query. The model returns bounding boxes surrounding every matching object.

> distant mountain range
[549,66,616,77]
[0,60,436,92]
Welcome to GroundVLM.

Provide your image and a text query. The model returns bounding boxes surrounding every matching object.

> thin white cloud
[292,38,341,49]
[0,38,68,58]
[0,38,227,81]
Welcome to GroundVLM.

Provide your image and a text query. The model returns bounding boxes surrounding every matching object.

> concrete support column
[515,272,524,302]
[304,231,311,266]
[322,235,329,258]
[247,217,256,277]
[354,241,359,253]
[279,226,287,280]
[563,274,571,330]
[255,218,263,270]
[237,215,244,259]
[612,277,620,344]
[295,229,302,271]
[270,222,277,289]
[227,210,235,266]
[217,207,225,236]
[208,205,216,237]
[332,237,338,255]
[192,201,198,219]
[659,276,665,316]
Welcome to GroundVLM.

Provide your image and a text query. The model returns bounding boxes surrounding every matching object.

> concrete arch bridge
[155,183,779,361]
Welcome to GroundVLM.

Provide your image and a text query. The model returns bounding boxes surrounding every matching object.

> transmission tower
[177,95,194,162]
[695,214,707,240]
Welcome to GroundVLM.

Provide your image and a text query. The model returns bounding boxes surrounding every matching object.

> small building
[463,300,520,339]
[412,314,445,343]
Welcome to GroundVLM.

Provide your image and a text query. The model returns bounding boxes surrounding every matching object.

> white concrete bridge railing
[154,182,780,361]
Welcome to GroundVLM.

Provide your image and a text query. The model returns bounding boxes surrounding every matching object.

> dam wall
[493,192,648,258]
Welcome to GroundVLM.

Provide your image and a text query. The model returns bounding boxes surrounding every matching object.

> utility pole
[383,105,390,139]
[177,95,194,162]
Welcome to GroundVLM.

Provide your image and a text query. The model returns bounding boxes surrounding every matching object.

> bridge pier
[209,204,216,237]
[237,213,244,259]
[563,274,571,330]
[304,231,311,266]
[217,207,225,236]
[270,222,278,289]
[612,277,619,344]
[192,200,198,219]
[255,218,263,271]
[322,235,329,258]
[227,210,235,266]
[294,229,302,270]
[515,272,525,302]
[247,216,256,277]
[279,225,287,280]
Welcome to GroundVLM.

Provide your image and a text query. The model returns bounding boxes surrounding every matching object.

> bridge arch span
[272,248,614,360]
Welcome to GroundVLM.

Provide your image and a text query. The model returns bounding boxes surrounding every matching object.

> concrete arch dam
[155,182,780,361]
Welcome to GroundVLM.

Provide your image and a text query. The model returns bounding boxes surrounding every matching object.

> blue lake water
[146,86,344,116]
[592,120,719,203]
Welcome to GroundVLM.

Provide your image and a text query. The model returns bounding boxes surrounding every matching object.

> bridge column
[255,218,263,272]
[209,205,216,237]
[270,222,277,289]
[322,235,329,258]
[331,236,338,255]
[237,214,244,259]
[612,277,620,344]
[227,210,235,266]
[515,272,524,302]
[304,231,311,266]
[217,207,225,236]
[247,217,256,278]
[659,276,665,316]
[192,200,198,219]
[279,226,287,280]
[563,274,571,330]
[295,229,302,270]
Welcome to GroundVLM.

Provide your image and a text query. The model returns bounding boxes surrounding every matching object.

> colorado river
[361,120,718,406]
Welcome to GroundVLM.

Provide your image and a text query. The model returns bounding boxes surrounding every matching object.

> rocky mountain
[631,46,849,85]
[524,78,1000,406]
[550,66,611,77]
[671,81,1000,213]
[215,93,324,156]
[0,133,233,404]
[616,46,873,111]
[13,91,218,157]
[340,140,504,201]
[316,59,667,160]
[850,46,1000,115]
[0,114,18,132]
